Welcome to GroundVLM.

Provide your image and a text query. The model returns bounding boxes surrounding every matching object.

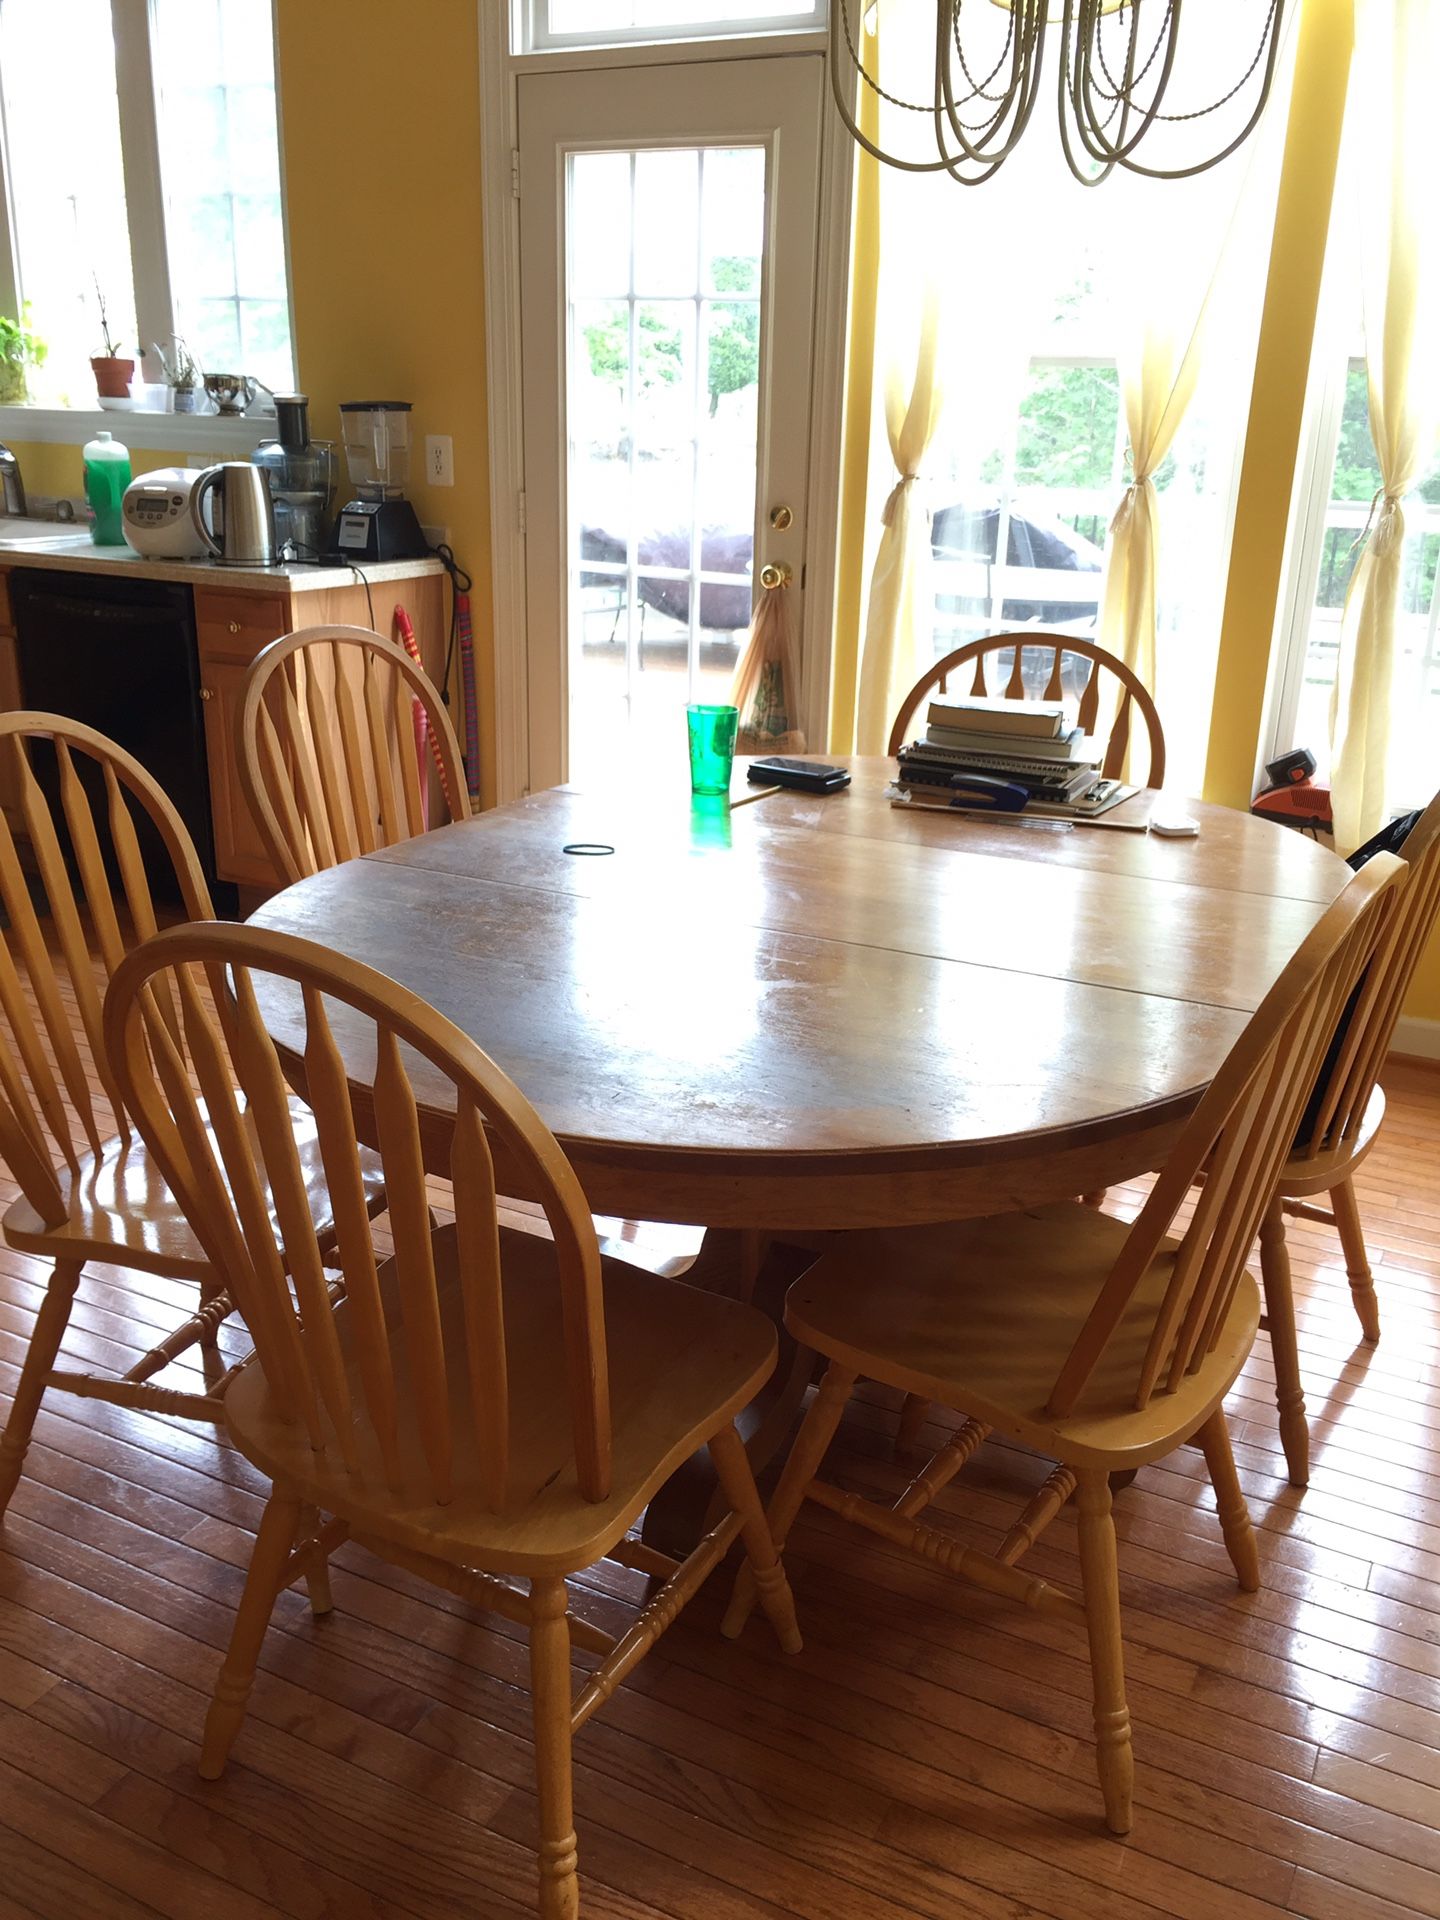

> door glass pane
[540,3,825,44]
[152,0,295,390]
[567,147,763,786]
[0,0,136,405]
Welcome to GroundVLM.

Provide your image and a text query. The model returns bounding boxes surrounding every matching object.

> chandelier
[832,1,1290,186]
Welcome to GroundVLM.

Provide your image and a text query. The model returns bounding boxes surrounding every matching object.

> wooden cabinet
[193,589,293,889]
[0,570,17,816]
[0,556,450,897]
[193,571,447,892]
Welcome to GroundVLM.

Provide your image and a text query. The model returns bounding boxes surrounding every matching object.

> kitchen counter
[0,526,452,891]
[0,518,446,592]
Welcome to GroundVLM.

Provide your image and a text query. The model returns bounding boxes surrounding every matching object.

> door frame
[477,7,855,800]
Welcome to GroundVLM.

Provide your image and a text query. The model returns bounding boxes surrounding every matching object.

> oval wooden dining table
[248,756,1347,1545]
[248,755,1347,1229]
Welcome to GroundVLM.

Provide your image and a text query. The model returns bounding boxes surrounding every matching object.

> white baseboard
[1392,1015,1440,1063]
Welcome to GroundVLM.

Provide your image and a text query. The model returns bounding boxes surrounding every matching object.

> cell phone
[747,757,851,793]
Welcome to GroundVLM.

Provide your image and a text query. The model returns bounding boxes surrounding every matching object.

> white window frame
[517,1,826,56]
[0,0,294,439]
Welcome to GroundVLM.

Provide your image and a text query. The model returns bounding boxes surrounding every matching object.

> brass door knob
[228,620,240,633]
[759,561,792,591]
[200,687,214,701]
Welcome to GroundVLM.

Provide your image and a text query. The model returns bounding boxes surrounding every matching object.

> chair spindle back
[105,920,612,1509]
[239,625,468,885]
[1294,789,1440,1158]
[886,634,1166,786]
[1048,855,1409,1418]
[0,713,213,1227]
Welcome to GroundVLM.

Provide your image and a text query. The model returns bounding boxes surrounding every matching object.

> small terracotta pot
[91,356,135,399]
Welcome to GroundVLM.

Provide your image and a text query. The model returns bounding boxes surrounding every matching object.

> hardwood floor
[2,1061,1439,1917]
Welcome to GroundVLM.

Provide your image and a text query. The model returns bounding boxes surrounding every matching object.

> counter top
[0,522,446,593]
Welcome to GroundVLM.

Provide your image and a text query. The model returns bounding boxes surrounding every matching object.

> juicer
[251,395,336,559]
[328,400,428,562]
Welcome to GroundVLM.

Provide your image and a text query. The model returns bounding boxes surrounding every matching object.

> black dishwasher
[11,567,222,898]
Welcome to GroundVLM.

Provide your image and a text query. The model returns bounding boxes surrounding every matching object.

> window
[871,147,1273,793]
[150,0,291,388]
[521,1,825,54]
[0,0,137,400]
[1271,345,1440,805]
[0,0,292,407]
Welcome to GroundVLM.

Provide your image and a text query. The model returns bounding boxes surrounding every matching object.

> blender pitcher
[330,401,427,560]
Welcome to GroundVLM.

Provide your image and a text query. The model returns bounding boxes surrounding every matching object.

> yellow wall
[274,0,495,804]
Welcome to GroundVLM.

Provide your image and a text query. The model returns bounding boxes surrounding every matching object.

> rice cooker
[121,467,211,559]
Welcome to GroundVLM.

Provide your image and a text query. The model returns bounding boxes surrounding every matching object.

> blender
[251,394,336,559]
[329,400,428,561]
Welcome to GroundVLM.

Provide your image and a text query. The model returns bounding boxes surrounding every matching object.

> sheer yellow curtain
[853,291,944,752]
[1098,319,1207,706]
[1329,0,1440,851]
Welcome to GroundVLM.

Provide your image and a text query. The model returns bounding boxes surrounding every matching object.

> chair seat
[2,1098,386,1281]
[1279,1084,1385,1198]
[785,1201,1260,1471]
[224,1221,778,1576]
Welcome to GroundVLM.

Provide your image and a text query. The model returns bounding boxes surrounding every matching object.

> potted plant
[90,281,134,400]
[153,333,203,412]
[0,307,45,404]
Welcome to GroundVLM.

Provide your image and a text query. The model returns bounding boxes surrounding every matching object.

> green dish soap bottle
[83,431,131,546]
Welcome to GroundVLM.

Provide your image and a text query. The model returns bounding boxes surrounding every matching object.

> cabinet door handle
[228,620,240,633]
[200,687,215,701]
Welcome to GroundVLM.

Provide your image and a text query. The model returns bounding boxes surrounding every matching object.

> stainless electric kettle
[190,462,276,566]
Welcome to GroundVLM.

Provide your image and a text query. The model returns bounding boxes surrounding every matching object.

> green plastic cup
[687,703,739,797]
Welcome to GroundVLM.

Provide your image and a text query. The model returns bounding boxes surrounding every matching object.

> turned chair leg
[721,1360,857,1640]
[1258,1196,1309,1487]
[1075,1470,1134,1836]
[529,1576,581,1920]
[0,1259,83,1517]
[709,1422,802,1654]
[297,1504,335,1616]
[1330,1176,1381,1345]
[199,1489,303,1780]
[1196,1409,1260,1591]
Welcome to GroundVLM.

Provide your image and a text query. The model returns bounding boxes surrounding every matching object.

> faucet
[0,443,26,517]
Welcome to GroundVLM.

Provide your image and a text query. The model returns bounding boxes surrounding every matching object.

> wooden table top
[248,758,1348,1228]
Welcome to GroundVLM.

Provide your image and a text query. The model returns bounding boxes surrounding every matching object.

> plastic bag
[729,581,806,755]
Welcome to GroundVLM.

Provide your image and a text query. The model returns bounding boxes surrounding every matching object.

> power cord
[429,542,473,709]
[281,541,376,630]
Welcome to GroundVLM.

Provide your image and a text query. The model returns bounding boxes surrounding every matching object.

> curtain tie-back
[1352,486,1406,557]
[881,471,924,528]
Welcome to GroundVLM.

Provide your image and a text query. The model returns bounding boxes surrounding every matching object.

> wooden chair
[0,713,381,1525]
[1260,788,1440,1486]
[722,855,1407,1836]
[887,634,1167,1456]
[238,624,468,885]
[887,633,1167,787]
[104,919,802,1920]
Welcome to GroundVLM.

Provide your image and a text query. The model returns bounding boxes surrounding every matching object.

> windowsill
[0,405,271,453]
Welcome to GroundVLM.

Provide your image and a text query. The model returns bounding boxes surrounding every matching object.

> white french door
[516,55,824,790]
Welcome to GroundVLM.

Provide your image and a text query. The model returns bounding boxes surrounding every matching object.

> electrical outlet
[425,434,454,486]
